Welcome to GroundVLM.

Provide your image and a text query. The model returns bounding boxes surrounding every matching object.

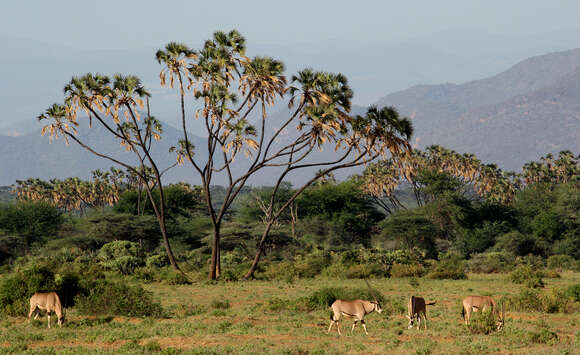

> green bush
[0,201,63,242]
[426,252,467,280]
[509,265,544,288]
[98,241,144,274]
[344,263,384,279]
[526,320,558,344]
[466,252,515,273]
[565,283,580,302]
[98,240,142,260]
[546,254,576,270]
[74,280,163,317]
[87,211,161,251]
[390,263,425,278]
[467,309,498,335]
[146,254,169,268]
[102,256,143,275]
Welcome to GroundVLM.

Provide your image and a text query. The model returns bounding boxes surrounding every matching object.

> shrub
[565,283,580,302]
[467,309,498,335]
[390,263,425,278]
[546,254,576,270]
[466,251,515,273]
[344,263,384,279]
[102,256,143,275]
[98,241,144,274]
[146,254,169,268]
[98,240,142,260]
[515,255,545,269]
[426,252,467,280]
[0,201,63,242]
[509,265,544,288]
[75,280,163,317]
[526,320,558,344]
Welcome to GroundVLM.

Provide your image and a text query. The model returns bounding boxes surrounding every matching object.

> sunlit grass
[0,272,578,354]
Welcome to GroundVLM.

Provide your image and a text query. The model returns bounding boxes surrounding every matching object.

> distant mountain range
[377,48,580,170]
[1,44,579,185]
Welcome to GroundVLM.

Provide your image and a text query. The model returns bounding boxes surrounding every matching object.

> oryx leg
[423,312,428,330]
[327,320,334,334]
[351,320,358,332]
[416,315,421,330]
[361,320,368,335]
[47,313,51,329]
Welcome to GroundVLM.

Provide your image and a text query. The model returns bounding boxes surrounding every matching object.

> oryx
[327,280,383,335]
[406,296,436,329]
[461,296,505,330]
[28,292,64,328]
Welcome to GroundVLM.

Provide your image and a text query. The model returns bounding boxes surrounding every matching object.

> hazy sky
[2,0,580,50]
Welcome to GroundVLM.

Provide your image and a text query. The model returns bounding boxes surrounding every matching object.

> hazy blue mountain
[376,48,580,170]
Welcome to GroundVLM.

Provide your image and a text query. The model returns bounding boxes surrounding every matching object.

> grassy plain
[0,273,578,354]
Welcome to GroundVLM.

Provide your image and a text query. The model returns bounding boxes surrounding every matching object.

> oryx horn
[364,279,378,302]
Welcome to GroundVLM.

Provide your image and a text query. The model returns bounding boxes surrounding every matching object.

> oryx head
[496,303,505,330]
[406,314,416,328]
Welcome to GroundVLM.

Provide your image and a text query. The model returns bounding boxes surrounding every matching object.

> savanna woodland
[0,31,578,354]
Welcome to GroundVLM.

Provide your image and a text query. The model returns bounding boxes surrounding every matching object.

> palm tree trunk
[209,225,221,280]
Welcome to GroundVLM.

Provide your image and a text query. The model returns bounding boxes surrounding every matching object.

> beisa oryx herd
[30,279,505,334]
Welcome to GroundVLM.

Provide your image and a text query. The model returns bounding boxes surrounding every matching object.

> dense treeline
[1,148,577,274]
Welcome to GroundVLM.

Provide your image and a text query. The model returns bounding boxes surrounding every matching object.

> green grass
[0,272,578,354]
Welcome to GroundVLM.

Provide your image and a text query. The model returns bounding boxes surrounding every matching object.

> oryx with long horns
[327,280,383,335]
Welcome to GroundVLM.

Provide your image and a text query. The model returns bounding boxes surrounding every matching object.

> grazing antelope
[406,296,436,329]
[327,280,383,335]
[327,299,383,335]
[461,296,504,330]
[28,292,64,328]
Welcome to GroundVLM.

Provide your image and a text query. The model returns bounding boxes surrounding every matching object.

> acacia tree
[156,31,414,279]
[38,74,182,271]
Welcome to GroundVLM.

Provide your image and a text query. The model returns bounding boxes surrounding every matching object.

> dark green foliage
[97,240,144,274]
[74,279,163,317]
[378,209,439,258]
[146,254,169,268]
[87,211,161,251]
[426,252,467,280]
[114,184,204,218]
[466,251,516,273]
[565,283,580,302]
[0,201,63,243]
[511,183,579,258]
[296,179,383,246]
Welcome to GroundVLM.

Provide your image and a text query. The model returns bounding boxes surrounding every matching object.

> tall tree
[38,74,182,271]
[157,31,414,279]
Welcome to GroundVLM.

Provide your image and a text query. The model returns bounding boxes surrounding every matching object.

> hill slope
[376,48,580,169]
